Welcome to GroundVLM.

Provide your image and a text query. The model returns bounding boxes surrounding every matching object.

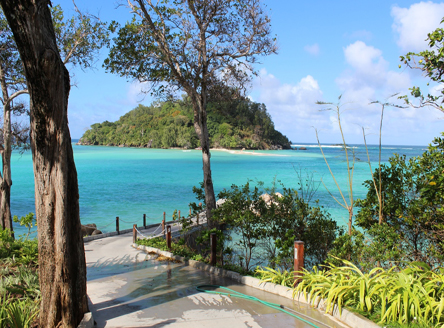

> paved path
[85,233,342,328]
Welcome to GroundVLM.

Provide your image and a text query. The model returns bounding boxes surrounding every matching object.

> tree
[105,0,277,223]
[0,0,88,326]
[0,4,109,232]
[0,10,28,232]
[355,144,444,269]
[400,17,444,112]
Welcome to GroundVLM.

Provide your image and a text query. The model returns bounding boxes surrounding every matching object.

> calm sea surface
[9,142,427,236]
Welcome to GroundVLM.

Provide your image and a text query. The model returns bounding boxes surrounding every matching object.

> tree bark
[0,1,88,327]
[190,92,217,224]
[0,64,13,233]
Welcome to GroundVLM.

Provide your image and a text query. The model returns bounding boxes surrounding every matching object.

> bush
[292,259,444,327]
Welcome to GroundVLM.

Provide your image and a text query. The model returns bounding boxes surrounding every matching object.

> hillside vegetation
[78,97,291,150]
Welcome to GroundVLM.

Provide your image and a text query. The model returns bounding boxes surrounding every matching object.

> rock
[260,193,283,206]
[147,139,153,148]
[260,193,271,204]
[81,224,97,236]
[118,144,124,147]
[91,230,102,235]
[299,147,307,150]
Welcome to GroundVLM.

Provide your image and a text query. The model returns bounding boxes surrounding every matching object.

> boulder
[91,229,102,236]
[299,147,307,150]
[81,223,98,236]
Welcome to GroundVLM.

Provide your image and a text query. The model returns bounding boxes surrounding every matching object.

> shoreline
[74,143,292,156]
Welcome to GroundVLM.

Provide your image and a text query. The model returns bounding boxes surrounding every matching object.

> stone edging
[77,312,94,328]
[133,243,379,328]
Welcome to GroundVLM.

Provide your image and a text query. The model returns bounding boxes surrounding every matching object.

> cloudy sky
[55,0,444,145]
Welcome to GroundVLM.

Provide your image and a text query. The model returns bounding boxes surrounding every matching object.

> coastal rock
[118,144,124,147]
[91,229,102,236]
[269,144,283,150]
[299,147,307,150]
[147,139,153,148]
[260,193,283,206]
[81,224,97,236]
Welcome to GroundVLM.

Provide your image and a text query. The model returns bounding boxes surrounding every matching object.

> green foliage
[12,213,36,241]
[79,98,290,149]
[255,267,295,287]
[0,297,39,328]
[293,259,444,327]
[0,229,38,266]
[136,237,197,259]
[400,17,444,112]
[51,4,111,69]
[355,139,444,269]
[211,180,340,272]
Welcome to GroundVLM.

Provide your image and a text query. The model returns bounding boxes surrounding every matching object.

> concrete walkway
[85,232,343,328]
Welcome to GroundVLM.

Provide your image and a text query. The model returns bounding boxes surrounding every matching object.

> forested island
[78,97,291,150]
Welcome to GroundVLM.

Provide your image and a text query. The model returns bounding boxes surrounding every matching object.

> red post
[167,225,172,249]
[210,233,217,266]
[133,224,137,243]
[116,216,120,235]
[294,241,304,282]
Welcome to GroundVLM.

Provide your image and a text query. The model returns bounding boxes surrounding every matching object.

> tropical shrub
[355,138,444,269]
[292,259,444,327]
[255,267,294,287]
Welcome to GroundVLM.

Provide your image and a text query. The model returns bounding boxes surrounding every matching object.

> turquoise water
[9,143,426,235]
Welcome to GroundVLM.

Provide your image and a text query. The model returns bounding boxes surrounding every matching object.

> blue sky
[54,0,444,145]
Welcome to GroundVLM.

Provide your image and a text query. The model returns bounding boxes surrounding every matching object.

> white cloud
[336,41,411,104]
[392,2,444,53]
[304,43,320,56]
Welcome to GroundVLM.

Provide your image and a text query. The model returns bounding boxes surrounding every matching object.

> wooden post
[178,210,181,218]
[133,224,137,244]
[210,233,217,266]
[116,216,120,235]
[143,214,146,228]
[189,208,191,216]
[294,241,304,283]
[167,225,172,249]
[162,216,166,238]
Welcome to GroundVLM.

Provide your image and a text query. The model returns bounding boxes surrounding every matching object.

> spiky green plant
[292,259,444,327]
[256,267,295,287]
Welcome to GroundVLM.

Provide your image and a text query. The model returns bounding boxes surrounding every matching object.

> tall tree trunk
[0,1,88,327]
[0,64,13,233]
[190,93,217,224]
[0,104,13,233]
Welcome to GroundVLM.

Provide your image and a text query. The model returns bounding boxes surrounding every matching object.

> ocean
[9,142,427,236]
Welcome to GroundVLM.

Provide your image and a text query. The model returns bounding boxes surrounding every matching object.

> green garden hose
[196,285,329,328]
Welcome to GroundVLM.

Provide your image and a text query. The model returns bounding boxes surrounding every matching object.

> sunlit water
[9,142,426,236]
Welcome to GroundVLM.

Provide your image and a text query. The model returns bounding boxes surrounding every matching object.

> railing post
[143,214,146,228]
[294,241,304,283]
[162,213,166,239]
[116,216,120,235]
[133,224,137,244]
[167,225,172,249]
[210,233,217,266]
[189,208,191,216]
[178,210,180,218]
